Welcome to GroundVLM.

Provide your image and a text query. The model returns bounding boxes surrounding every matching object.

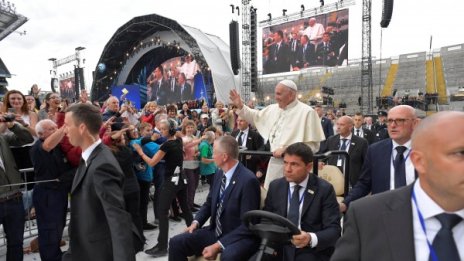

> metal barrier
[0,167,66,250]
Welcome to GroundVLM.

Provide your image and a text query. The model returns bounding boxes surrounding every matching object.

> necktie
[430,213,462,261]
[394,146,407,188]
[237,131,244,146]
[356,129,360,137]
[340,138,348,151]
[215,174,227,237]
[288,185,301,227]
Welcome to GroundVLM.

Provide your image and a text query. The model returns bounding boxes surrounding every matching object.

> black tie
[237,131,244,146]
[340,139,348,151]
[215,174,227,237]
[394,146,407,188]
[356,129,360,137]
[288,185,301,227]
[430,213,462,261]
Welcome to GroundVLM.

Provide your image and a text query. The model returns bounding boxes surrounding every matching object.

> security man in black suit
[314,105,334,139]
[319,116,368,186]
[231,116,264,175]
[352,112,375,144]
[373,110,389,143]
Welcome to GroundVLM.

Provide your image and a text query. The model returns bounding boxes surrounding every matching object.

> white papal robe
[237,99,325,189]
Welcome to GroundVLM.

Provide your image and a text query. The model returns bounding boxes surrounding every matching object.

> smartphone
[8,108,15,114]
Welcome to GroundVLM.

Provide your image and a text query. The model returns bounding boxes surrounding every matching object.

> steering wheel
[243,210,301,244]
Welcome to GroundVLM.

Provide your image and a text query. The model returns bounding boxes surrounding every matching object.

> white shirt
[288,175,318,248]
[222,161,239,189]
[339,134,352,152]
[353,127,363,137]
[412,180,464,261]
[81,139,102,166]
[390,140,415,190]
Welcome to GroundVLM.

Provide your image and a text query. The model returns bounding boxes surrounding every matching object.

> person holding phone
[1,90,38,137]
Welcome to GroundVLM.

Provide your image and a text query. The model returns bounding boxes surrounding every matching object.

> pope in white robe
[230,79,325,190]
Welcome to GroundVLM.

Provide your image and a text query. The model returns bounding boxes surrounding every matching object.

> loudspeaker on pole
[229,21,240,75]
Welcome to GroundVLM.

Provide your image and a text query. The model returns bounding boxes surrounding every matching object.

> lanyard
[411,188,439,261]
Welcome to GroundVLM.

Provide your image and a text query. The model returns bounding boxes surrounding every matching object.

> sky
[1,0,464,95]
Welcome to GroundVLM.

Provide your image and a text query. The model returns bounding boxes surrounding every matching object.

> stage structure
[92,14,237,106]
[48,47,86,101]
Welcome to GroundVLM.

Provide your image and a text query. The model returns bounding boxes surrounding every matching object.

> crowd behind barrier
[0,83,462,260]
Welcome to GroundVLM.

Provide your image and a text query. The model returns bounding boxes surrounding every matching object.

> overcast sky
[1,0,463,95]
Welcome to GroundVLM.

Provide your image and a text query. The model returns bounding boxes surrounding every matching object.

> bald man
[319,116,368,186]
[230,80,325,190]
[332,111,464,261]
[340,105,419,212]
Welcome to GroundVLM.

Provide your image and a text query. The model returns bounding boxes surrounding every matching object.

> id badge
[171,176,179,185]
[337,159,343,167]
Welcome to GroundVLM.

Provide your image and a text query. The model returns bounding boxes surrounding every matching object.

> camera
[115,112,122,118]
[0,114,16,122]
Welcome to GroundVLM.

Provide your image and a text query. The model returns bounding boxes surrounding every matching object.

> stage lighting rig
[282,9,287,16]
[267,13,272,21]
[320,0,325,7]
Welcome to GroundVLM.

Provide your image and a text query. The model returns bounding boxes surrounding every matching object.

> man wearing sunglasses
[339,105,419,213]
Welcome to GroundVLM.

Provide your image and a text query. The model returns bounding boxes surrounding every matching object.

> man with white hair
[303,18,325,44]
[230,79,325,189]
[31,119,74,260]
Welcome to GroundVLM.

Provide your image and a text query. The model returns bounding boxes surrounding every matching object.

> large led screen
[262,9,349,75]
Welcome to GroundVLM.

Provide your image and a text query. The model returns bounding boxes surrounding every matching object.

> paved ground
[1,183,210,261]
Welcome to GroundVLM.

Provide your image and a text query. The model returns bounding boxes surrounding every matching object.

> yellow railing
[433,57,447,104]
[381,63,398,96]
[425,60,436,94]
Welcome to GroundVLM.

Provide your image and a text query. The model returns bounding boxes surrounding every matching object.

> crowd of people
[0,79,462,261]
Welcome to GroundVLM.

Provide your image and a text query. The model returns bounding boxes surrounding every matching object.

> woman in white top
[1,90,38,137]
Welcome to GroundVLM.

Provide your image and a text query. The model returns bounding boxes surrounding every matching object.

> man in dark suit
[62,103,135,261]
[168,136,260,261]
[0,117,34,261]
[373,110,389,143]
[294,35,316,70]
[179,72,193,102]
[315,33,338,66]
[319,116,368,186]
[263,142,341,261]
[339,105,419,213]
[167,69,180,104]
[314,105,334,140]
[352,112,374,144]
[289,31,300,69]
[231,116,264,174]
[332,111,464,261]
[267,30,291,73]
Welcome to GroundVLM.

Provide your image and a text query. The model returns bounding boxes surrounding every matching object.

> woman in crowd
[133,119,193,257]
[127,122,160,230]
[180,102,192,120]
[38,92,61,121]
[181,120,202,212]
[140,101,158,127]
[102,126,144,253]
[1,90,38,136]
[198,130,216,187]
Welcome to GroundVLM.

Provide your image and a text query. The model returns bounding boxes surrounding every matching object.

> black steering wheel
[243,210,301,244]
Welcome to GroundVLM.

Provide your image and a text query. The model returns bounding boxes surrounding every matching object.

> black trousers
[156,177,193,249]
[33,186,68,261]
[137,179,151,225]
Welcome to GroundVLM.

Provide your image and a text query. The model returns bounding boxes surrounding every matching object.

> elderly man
[340,105,419,212]
[319,116,368,186]
[332,111,464,261]
[169,136,260,261]
[230,79,325,189]
[30,119,74,261]
[101,96,126,130]
[303,18,325,43]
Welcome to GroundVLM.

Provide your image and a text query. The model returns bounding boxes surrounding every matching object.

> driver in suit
[263,142,341,261]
